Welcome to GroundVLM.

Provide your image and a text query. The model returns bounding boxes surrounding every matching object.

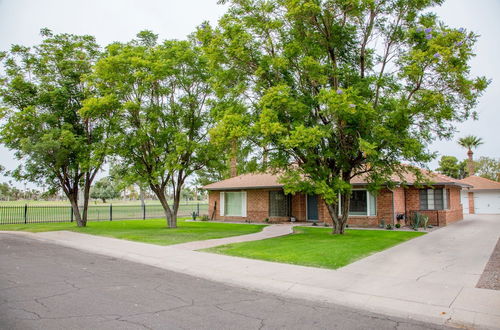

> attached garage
[459,176,500,215]
[474,191,500,214]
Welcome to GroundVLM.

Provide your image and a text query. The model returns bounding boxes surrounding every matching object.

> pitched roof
[459,176,500,190]
[350,168,468,186]
[203,168,468,190]
[202,173,283,190]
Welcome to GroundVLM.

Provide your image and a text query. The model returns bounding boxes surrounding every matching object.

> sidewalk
[172,223,295,250]
[3,214,500,329]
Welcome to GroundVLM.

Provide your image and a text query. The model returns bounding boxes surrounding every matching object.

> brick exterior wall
[208,189,291,222]
[468,192,475,214]
[405,186,463,226]
[207,185,464,227]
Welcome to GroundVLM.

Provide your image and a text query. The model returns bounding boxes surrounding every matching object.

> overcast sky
[0,0,499,188]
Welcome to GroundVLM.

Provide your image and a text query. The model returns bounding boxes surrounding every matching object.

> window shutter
[219,192,225,216]
[241,191,247,217]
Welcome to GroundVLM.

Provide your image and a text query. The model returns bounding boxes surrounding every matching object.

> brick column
[468,192,475,214]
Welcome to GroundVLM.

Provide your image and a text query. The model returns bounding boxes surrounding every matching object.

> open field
[0,203,208,225]
[0,218,266,246]
[205,226,425,269]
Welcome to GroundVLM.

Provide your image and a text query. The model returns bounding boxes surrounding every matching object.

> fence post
[143,204,146,220]
[197,203,200,216]
[24,204,28,224]
[109,204,113,221]
[70,207,73,222]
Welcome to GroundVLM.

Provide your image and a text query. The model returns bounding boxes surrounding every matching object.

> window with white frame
[220,191,246,217]
[340,190,377,216]
[419,188,448,210]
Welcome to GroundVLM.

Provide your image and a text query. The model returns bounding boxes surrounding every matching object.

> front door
[307,195,319,221]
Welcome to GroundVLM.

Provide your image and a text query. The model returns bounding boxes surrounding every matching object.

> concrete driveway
[341,214,500,287]
[2,214,499,329]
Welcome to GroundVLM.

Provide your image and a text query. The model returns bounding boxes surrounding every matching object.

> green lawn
[0,218,266,246]
[205,226,425,269]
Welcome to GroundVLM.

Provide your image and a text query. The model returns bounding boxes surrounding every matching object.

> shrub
[386,224,393,230]
[395,223,401,229]
[201,214,209,221]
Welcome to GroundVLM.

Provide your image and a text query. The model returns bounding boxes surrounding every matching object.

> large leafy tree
[474,156,500,182]
[202,0,488,234]
[87,32,217,228]
[0,29,118,227]
[436,155,467,179]
[90,177,120,203]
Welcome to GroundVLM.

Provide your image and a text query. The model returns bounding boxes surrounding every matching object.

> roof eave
[203,185,284,191]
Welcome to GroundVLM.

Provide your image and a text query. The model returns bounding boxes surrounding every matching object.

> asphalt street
[0,233,450,330]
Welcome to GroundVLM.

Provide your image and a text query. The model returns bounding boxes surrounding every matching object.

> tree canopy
[90,177,121,203]
[436,155,467,179]
[200,0,488,233]
[86,31,218,228]
[474,157,500,181]
[0,29,119,226]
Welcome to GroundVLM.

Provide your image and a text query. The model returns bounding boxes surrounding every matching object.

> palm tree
[458,135,484,175]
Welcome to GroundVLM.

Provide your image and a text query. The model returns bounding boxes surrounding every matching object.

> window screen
[269,191,290,217]
[225,192,243,216]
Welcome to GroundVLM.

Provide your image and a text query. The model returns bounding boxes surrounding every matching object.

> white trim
[366,190,370,215]
[339,189,376,217]
[242,191,247,217]
[219,191,225,216]
[443,188,448,210]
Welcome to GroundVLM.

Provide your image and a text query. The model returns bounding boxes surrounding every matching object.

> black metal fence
[0,203,208,225]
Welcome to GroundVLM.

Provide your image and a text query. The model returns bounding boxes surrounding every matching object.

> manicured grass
[205,226,425,269]
[0,203,208,224]
[0,218,266,246]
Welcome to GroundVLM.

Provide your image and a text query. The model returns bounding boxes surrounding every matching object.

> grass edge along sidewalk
[204,226,425,270]
[0,218,266,246]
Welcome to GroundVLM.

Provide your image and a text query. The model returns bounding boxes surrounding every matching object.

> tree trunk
[326,192,350,235]
[152,185,176,228]
[80,180,91,227]
[68,193,84,227]
[467,149,475,175]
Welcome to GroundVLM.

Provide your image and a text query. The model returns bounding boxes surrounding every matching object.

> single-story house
[203,170,471,227]
[459,176,500,214]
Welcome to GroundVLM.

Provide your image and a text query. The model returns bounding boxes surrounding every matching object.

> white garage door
[474,191,500,214]
[461,190,469,214]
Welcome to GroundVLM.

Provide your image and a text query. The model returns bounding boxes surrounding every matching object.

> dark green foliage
[90,177,120,203]
[0,29,119,227]
[202,0,488,234]
[436,155,468,179]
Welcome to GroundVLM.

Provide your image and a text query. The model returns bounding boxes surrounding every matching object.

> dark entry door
[307,195,319,221]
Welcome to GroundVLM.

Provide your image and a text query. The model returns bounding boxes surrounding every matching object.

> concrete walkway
[172,223,295,250]
[3,214,500,329]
